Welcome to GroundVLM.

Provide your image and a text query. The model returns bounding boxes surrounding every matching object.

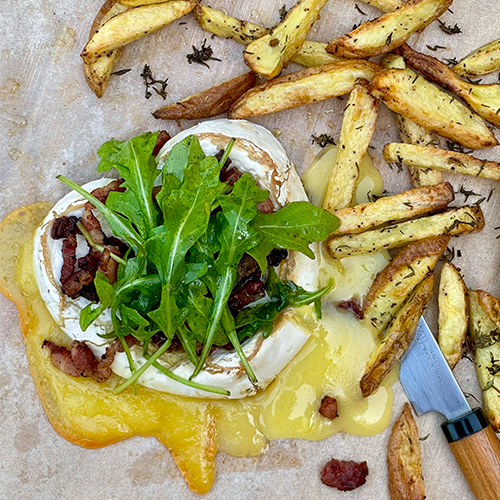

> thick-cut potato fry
[327,205,485,259]
[438,262,468,369]
[396,44,500,127]
[361,273,434,397]
[381,54,443,188]
[228,60,381,119]
[363,236,448,334]
[193,5,343,68]
[332,182,454,236]
[384,143,500,181]
[83,0,129,98]
[468,290,500,431]
[322,82,379,212]
[81,1,196,64]
[243,0,329,79]
[369,68,498,149]
[358,0,404,12]
[453,38,500,77]
[387,403,426,500]
[152,72,256,121]
[326,0,452,59]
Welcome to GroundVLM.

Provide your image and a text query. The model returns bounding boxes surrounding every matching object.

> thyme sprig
[140,64,168,99]
[438,20,462,35]
[186,39,221,68]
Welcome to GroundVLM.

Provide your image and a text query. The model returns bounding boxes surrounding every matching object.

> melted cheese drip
[0,152,393,494]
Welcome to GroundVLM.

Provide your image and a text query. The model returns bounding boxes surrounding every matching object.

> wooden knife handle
[442,409,500,500]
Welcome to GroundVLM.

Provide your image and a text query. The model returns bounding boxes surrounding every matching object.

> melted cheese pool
[0,149,395,494]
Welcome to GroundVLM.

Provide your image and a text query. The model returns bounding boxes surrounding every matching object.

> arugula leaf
[79,271,115,331]
[160,135,206,183]
[249,201,340,271]
[97,133,160,239]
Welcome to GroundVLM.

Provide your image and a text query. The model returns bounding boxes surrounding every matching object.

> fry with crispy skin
[229,60,381,119]
[81,1,196,64]
[327,205,485,259]
[387,403,426,500]
[384,143,500,181]
[361,273,434,397]
[243,0,329,79]
[322,82,379,212]
[332,182,454,236]
[152,72,256,121]
[453,38,500,77]
[438,262,468,369]
[369,68,498,149]
[326,0,452,59]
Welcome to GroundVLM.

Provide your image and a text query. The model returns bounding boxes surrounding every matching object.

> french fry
[243,0,329,79]
[332,182,454,236]
[438,262,468,369]
[360,272,434,397]
[322,82,379,212]
[468,290,500,430]
[396,44,500,127]
[81,1,196,64]
[358,0,404,12]
[381,54,443,188]
[453,38,500,77]
[193,5,343,68]
[83,0,129,98]
[369,68,498,149]
[363,236,449,334]
[387,403,426,500]
[384,143,500,181]
[152,72,256,121]
[326,0,452,59]
[228,60,381,119]
[327,205,485,259]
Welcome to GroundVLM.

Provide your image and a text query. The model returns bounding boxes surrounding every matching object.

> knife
[400,317,500,500]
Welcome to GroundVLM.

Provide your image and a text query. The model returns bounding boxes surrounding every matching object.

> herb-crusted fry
[438,262,468,369]
[323,82,379,212]
[326,0,452,59]
[81,1,196,64]
[327,205,485,259]
[358,0,404,12]
[152,72,256,121]
[396,44,500,127]
[369,68,498,149]
[332,182,455,236]
[384,143,500,181]
[363,235,448,334]
[453,38,500,77]
[193,5,343,68]
[387,403,426,500]
[244,0,329,79]
[361,272,434,397]
[229,60,381,119]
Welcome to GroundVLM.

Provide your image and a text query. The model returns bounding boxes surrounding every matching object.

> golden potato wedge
[326,0,452,59]
[119,0,165,4]
[228,60,381,119]
[332,182,455,236]
[193,5,343,68]
[322,82,379,212]
[244,0,329,79]
[381,54,443,188]
[327,205,485,259]
[152,72,256,121]
[387,403,426,500]
[438,262,468,369]
[369,68,498,149]
[361,272,434,397]
[81,1,196,64]
[453,38,500,77]
[396,44,500,127]
[384,143,500,181]
[358,0,404,12]
[363,235,448,334]
[468,290,500,430]
[83,0,129,98]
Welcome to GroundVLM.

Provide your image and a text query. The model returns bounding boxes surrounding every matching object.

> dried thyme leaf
[354,3,366,15]
[438,20,462,35]
[140,64,168,100]
[111,68,132,76]
[279,4,288,21]
[186,39,221,69]
[311,134,336,147]
[426,45,446,51]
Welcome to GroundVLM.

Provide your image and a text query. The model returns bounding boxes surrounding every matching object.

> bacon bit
[51,216,78,239]
[60,234,77,284]
[62,269,94,298]
[319,396,338,420]
[257,197,274,214]
[152,130,171,156]
[71,340,96,375]
[337,299,363,319]
[42,340,80,377]
[81,207,106,246]
[97,248,119,285]
[321,458,369,491]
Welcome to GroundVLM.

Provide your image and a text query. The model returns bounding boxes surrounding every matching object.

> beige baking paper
[1,0,500,498]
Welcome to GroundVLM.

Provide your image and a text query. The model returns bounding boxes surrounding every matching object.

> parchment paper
[1,0,500,498]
